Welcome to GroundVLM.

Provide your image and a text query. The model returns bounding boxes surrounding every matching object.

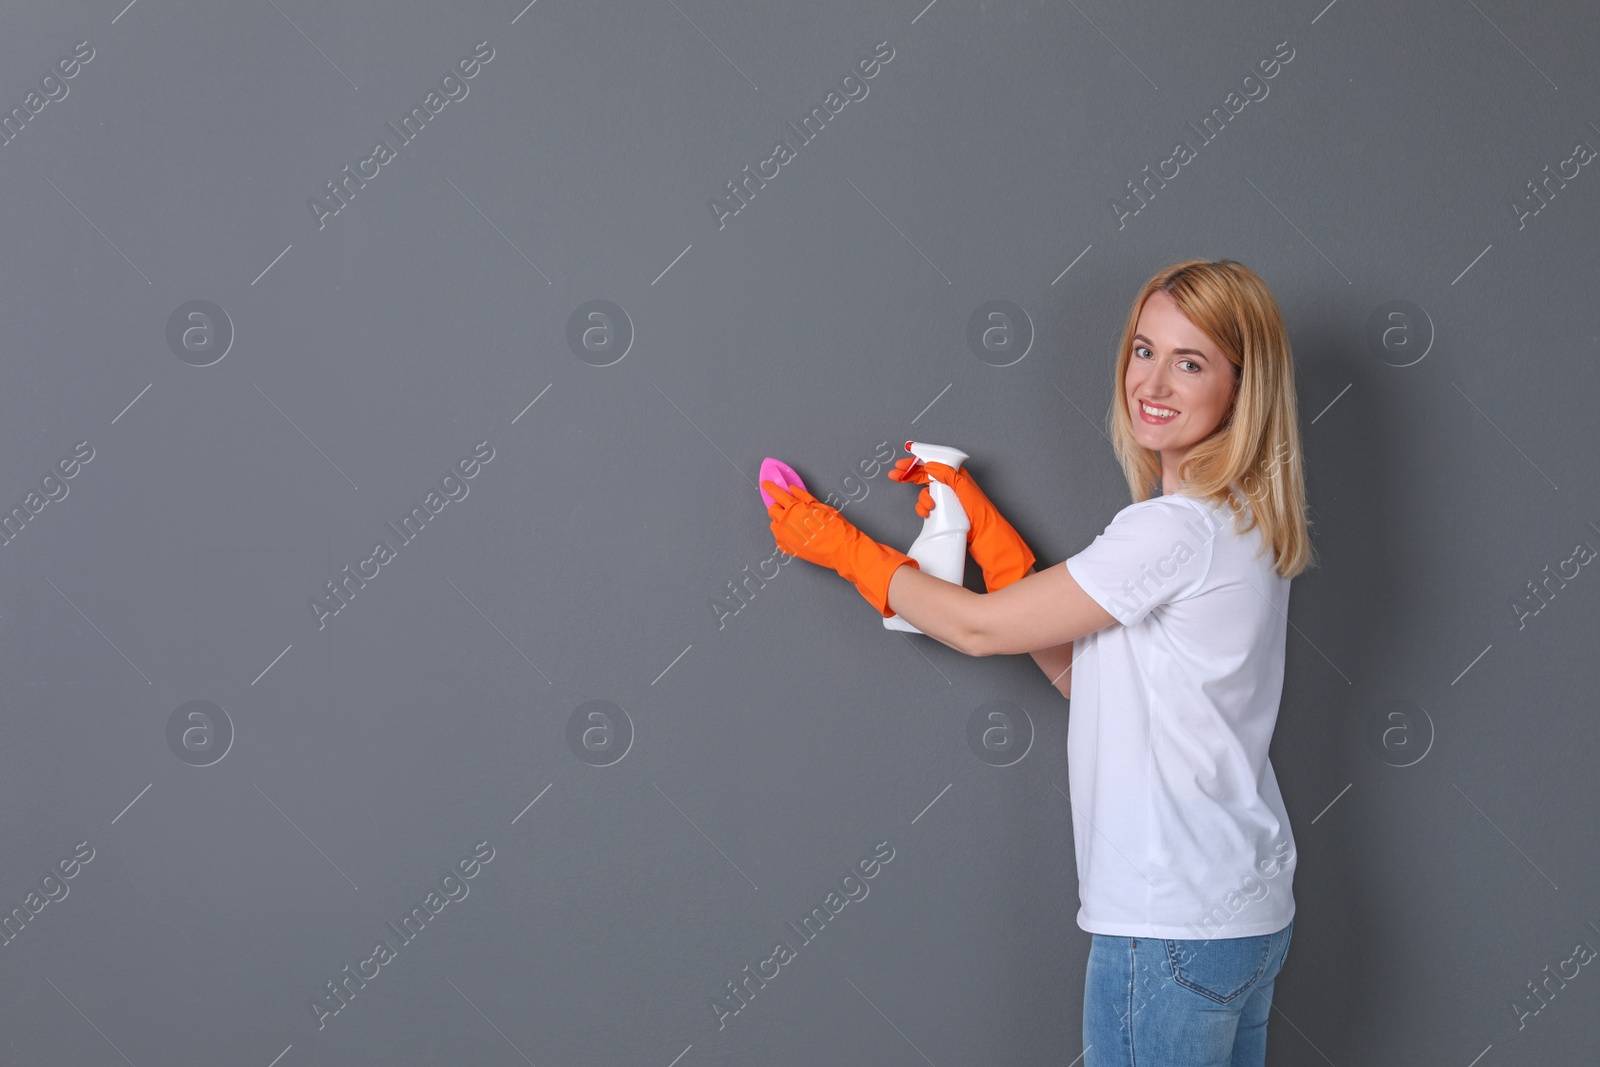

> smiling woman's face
[1124,290,1238,492]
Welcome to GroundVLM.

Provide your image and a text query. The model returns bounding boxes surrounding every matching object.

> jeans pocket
[1164,933,1273,1005]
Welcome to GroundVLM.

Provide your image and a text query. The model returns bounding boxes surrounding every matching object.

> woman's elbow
[964,609,1062,658]
[960,611,1001,657]
[963,629,1018,658]
[964,591,1036,657]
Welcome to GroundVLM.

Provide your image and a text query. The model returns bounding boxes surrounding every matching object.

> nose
[1141,359,1177,396]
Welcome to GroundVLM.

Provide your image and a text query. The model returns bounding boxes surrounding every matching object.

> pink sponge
[758,457,807,508]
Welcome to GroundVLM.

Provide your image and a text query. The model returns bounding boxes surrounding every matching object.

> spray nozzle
[902,441,970,477]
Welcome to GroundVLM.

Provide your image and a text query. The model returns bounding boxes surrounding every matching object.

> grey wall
[0,0,1596,1063]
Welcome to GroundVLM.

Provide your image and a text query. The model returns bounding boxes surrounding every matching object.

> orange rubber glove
[887,459,1037,591]
[762,479,919,617]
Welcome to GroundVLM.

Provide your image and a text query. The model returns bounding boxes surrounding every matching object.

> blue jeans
[1082,918,1293,1067]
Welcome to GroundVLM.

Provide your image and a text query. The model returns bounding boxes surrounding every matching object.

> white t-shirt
[1063,487,1297,940]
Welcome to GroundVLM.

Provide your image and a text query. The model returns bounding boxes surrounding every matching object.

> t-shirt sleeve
[1064,498,1218,627]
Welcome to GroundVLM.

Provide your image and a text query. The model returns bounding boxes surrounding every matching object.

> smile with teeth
[1139,400,1179,422]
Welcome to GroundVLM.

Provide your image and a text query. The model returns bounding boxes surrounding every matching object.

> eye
[1134,345,1202,373]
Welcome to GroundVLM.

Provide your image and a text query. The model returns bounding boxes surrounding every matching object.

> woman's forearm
[884,563,983,654]
[882,562,1081,689]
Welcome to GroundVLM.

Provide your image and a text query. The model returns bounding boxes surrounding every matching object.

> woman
[761,259,1317,1067]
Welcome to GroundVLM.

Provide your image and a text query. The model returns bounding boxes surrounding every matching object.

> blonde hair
[1107,259,1317,580]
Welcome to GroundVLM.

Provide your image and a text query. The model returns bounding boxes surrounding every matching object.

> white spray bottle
[884,441,970,634]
